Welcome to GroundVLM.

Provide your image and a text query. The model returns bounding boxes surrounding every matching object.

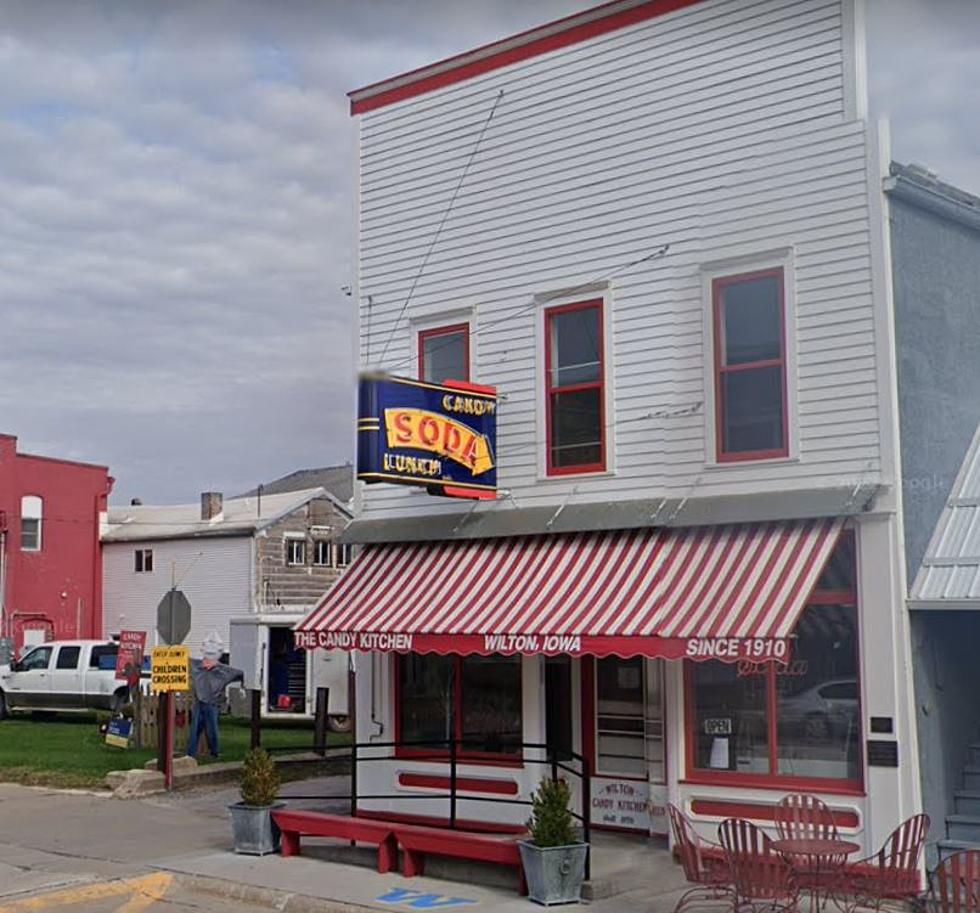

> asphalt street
[0,873,272,913]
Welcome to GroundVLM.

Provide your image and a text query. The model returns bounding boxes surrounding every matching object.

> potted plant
[228,748,284,855]
[519,778,589,905]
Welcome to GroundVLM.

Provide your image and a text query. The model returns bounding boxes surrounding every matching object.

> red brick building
[0,434,113,653]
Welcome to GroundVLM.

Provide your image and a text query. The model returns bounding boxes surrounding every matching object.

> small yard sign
[150,645,190,692]
[105,718,132,749]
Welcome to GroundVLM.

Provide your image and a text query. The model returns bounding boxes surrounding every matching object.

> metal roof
[339,484,880,545]
[103,487,338,543]
[911,425,980,606]
[239,464,354,505]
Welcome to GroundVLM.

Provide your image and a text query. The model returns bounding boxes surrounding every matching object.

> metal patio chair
[929,849,980,913]
[776,795,840,842]
[843,813,929,912]
[719,817,799,913]
[668,803,733,912]
[775,794,847,897]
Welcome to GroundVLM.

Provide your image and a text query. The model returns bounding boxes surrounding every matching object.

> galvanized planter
[518,841,589,905]
[228,801,285,855]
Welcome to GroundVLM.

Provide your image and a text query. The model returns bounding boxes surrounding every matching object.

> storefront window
[460,655,522,754]
[398,654,454,748]
[690,660,769,774]
[397,653,522,757]
[686,533,861,788]
[776,605,860,780]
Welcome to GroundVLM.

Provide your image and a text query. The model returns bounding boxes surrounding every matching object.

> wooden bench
[271,810,397,874]
[394,822,527,894]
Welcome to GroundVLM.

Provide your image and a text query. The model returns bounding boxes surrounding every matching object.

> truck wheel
[327,714,352,734]
[0,690,7,721]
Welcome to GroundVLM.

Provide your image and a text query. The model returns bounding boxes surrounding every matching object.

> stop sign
[156,589,192,645]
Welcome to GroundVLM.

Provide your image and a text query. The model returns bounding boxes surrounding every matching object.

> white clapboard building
[295,0,927,854]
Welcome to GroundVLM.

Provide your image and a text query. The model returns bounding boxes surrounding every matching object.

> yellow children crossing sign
[150,645,190,692]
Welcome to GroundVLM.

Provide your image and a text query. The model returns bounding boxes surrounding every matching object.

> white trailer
[229,614,350,731]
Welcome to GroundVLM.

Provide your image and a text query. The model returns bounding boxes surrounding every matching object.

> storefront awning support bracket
[546,486,579,531]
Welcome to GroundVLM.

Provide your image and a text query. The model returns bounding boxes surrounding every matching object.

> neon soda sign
[357,374,497,500]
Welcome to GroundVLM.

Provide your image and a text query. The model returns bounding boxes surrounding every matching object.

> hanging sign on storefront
[357,373,497,500]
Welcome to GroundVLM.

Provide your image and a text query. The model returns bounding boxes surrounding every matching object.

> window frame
[335,543,352,568]
[20,495,42,552]
[285,535,306,567]
[682,530,863,794]
[711,267,790,463]
[544,298,607,476]
[312,540,331,567]
[418,322,470,385]
[710,264,791,464]
[393,653,524,766]
[134,548,154,573]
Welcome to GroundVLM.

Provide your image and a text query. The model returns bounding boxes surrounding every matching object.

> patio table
[772,837,860,913]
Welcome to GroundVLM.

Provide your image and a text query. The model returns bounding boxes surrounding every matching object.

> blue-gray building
[888,162,980,863]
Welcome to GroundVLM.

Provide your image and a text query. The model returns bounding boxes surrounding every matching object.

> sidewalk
[0,779,688,912]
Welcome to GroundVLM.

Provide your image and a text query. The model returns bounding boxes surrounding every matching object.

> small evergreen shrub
[527,777,578,847]
[239,748,280,807]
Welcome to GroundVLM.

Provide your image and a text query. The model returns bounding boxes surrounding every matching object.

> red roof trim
[349,0,705,115]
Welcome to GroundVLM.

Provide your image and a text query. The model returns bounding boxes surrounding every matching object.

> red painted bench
[394,822,527,894]
[271,810,397,874]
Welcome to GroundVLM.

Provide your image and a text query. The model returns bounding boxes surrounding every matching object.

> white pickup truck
[0,640,131,718]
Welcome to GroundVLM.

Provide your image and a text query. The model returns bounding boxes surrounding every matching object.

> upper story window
[285,534,306,566]
[20,496,42,551]
[134,549,154,573]
[713,268,788,461]
[335,543,352,567]
[545,299,605,475]
[419,323,469,384]
[313,540,331,567]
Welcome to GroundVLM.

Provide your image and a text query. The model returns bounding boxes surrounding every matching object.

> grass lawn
[0,713,345,789]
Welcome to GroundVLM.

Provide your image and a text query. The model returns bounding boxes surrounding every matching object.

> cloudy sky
[1,0,976,505]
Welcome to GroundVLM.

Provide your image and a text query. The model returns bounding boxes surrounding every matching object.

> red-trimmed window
[684,532,862,792]
[418,323,469,384]
[713,268,788,461]
[396,653,522,760]
[545,299,605,475]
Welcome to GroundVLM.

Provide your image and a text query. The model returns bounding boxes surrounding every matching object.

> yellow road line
[0,873,172,913]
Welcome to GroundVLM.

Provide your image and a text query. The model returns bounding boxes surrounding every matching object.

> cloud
[0,0,974,503]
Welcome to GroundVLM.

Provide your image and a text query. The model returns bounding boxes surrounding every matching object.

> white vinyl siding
[103,537,252,655]
[356,0,881,520]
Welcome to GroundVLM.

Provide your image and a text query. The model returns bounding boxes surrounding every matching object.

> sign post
[154,589,192,790]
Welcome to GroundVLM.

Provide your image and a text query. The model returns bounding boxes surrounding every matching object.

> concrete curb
[108,753,349,798]
[172,871,383,913]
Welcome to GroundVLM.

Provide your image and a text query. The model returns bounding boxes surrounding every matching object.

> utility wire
[365,242,671,376]
[377,89,505,365]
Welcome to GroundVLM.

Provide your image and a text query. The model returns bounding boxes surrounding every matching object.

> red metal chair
[719,817,798,913]
[930,850,980,913]
[843,813,929,911]
[776,795,840,842]
[668,804,732,912]
[775,795,846,897]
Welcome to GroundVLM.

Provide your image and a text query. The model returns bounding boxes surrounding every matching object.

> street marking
[0,874,173,913]
[376,888,477,908]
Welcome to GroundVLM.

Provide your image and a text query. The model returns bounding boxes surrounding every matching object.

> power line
[377,89,505,365]
[365,242,671,377]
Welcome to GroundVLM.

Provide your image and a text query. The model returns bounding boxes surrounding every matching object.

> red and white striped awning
[294,518,843,662]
